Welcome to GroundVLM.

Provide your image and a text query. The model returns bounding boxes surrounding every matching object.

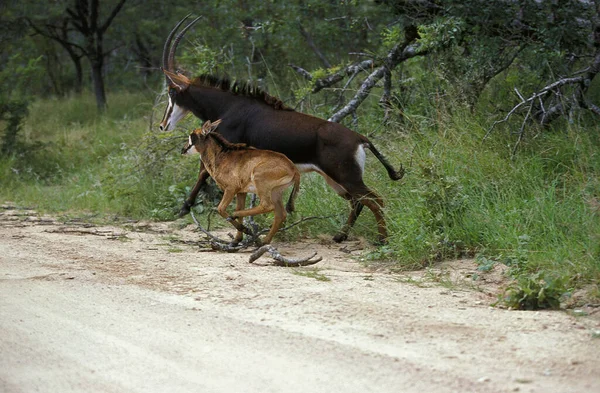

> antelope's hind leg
[345,183,387,244]
[315,173,363,243]
[333,198,364,243]
[323,172,387,244]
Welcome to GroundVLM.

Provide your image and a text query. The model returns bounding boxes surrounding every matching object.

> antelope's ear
[161,68,190,92]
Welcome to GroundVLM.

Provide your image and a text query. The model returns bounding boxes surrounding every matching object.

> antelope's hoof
[178,202,192,217]
[332,233,348,243]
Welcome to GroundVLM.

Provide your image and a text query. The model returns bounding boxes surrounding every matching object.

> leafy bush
[499,273,569,310]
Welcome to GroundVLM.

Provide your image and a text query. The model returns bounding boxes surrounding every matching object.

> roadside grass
[1,91,598,306]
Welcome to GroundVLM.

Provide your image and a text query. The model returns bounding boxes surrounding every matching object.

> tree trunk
[90,58,106,111]
[73,58,83,94]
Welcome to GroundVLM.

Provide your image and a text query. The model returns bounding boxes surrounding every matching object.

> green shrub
[498,273,569,310]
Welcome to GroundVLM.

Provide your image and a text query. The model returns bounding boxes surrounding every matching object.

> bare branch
[582,100,600,116]
[249,245,322,266]
[298,24,331,68]
[100,0,127,34]
[328,66,386,123]
[289,60,374,93]
[328,43,425,123]
[512,95,536,157]
[289,64,313,80]
[486,76,589,137]
[379,68,393,122]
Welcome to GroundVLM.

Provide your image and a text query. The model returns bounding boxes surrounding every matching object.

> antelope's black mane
[208,131,255,152]
[191,74,294,111]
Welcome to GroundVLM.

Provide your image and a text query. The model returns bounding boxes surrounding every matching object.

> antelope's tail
[367,142,405,181]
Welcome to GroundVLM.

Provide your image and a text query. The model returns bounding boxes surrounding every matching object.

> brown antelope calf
[182,119,300,245]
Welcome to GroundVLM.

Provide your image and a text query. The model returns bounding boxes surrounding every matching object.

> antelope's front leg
[179,163,210,217]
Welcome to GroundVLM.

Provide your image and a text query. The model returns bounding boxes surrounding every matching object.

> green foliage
[499,273,569,310]
[0,52,43,156]
[0,101,29,155]
[417,17,465,51]
[0,53,44,99]
[381,25,403,49]
[180,44,230,77]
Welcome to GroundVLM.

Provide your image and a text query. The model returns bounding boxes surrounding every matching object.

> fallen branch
[190,210,326,264]
[249,245,322,266]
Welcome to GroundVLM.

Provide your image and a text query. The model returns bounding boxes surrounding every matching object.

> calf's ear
[201,119,222,135]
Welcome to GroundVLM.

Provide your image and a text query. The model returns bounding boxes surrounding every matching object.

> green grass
[1,91,599,306]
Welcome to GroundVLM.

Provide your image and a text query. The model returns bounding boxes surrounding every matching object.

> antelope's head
[159,15,201,132]
[181,119,222,155]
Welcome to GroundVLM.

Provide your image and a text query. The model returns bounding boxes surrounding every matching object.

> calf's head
[181,119,222,155]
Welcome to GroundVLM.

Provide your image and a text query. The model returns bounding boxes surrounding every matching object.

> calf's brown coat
[182,120,300,245]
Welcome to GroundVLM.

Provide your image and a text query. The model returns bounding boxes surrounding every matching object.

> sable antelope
[182,119,300,245]
[161,15,404,244]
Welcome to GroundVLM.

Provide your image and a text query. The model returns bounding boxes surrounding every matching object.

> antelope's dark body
[160,16,404,243]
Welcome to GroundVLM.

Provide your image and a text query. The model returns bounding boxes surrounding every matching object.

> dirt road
[0,205,598,393]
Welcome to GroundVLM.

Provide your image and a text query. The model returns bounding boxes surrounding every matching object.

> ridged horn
[162,14,192,72]
[168,16,202,72]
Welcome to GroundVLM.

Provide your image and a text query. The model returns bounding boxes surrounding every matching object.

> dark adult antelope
[161,15,404,244]
[182,119,300,245]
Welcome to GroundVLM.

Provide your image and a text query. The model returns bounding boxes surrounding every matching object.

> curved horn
[168,16,202,72]
[162,14,192,71]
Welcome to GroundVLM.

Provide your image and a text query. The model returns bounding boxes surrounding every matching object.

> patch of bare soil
[1,203,599,393]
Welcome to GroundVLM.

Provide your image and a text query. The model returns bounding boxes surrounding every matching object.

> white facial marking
[184,136,199,155]
[161,95,190,131]
[167,103,189,131]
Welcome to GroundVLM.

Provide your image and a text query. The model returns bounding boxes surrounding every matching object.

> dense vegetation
[1,0,599,308]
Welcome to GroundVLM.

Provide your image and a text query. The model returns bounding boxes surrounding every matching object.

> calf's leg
[217,189,252,236]
[232,193,247,244]
[261,186,288,244]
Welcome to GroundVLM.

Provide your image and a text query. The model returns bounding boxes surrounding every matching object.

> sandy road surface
[0,205,599,393]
